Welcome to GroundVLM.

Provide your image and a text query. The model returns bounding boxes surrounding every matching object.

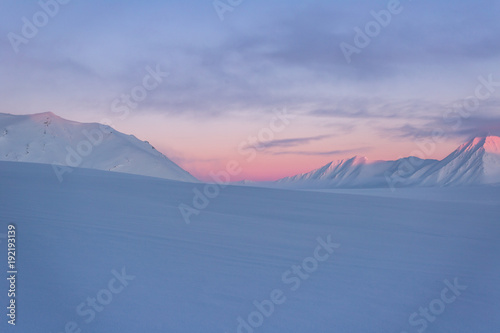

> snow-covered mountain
[277,156,437,188]
[418,136,500,186]
[277,136,500,189]
[0,112,197,182]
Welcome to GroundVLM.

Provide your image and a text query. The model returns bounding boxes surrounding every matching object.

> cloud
[446,116,500,139]
[269,147,371,156]
[308,99,444,121]
[386,114,500,141]
[246,133,371,156]
[250,134,332,150]
[1,0,500,124]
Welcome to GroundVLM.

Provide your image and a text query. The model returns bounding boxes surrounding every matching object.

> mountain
[277,136,500,189]
[0,112,197,182]
[277,155,438,188]
[418,136,500,186]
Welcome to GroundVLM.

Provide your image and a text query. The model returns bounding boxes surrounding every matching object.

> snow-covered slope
[0,161,499,332]
[419,136,500,186]
[278,156,437,188]
[0,112,197,182]
[277,136,500,189]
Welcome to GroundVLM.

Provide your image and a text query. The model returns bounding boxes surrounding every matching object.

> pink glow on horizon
[107,114,460,182]
[170,139,459,182]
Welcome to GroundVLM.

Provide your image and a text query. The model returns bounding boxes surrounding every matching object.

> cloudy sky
[1,0,499,180]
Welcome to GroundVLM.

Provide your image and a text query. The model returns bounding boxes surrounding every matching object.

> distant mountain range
[276,136,500,188]
[2,112,499,188]
[0,112,197,182]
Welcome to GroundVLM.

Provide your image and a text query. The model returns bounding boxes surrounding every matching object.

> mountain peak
[27,112,68,124]
[483,136,500,153]
[460,136,500,154]
[328,156,368,168]
[350,156,369,165]
[30,111,58,118]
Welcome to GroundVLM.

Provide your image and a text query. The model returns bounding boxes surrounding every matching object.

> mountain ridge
[0,112,197,182]
[276,135,500,189]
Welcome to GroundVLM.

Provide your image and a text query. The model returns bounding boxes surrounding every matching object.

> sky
[1,0,500,181]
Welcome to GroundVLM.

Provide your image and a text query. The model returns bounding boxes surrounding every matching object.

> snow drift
[0,161,499,332]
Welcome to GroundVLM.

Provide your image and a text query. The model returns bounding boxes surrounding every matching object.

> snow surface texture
[277,136,500,189]
[1,161,499,332]
[0,112,197,183]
